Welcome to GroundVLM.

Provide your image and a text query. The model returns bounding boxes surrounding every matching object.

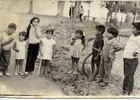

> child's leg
[123,58,138,95]
[14,59,19,75]
[39,60,45,76]
[96,56,104,83]
[19,59,24,75]
[44,60,50,74]
[70,57,75,73]
[3,50,11,76]
[99,56,112,86]
[91,56,95,75]
[73,58,79,74]
[68,57,75,73]
[93,57,101,79]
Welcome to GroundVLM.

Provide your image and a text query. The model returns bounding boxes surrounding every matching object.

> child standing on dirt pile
[87,25,105,82]
[96,27,122,87]
[13,31,27,76]
[22,17,41,78]
[121,22,140,95]
[39,28,56,77]
[68,30,86,74]
[0,23,17,77]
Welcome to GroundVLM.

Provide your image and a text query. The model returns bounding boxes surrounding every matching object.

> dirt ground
[1,13,140,97]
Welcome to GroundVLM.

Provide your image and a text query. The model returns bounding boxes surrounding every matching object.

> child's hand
[110,55,115,61]
[100,51,103,56]
[72,37,76,40]
[133,52,138,57]
[40,54,43,58]
[15,49,19,52]
[71,38,76,45]
[94,57,98,62]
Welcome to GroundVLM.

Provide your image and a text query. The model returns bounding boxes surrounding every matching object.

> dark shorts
[71,56,80,63]
[0,50,11,71]
[91,53,101,65]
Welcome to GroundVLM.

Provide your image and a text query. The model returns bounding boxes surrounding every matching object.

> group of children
[0,16,140,95]
[69,22,140,95]
[0,17,56,79]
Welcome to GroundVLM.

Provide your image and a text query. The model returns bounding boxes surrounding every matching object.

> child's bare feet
[39,74,44,77]
[72,71,77,74]
[88,76,96,82]
[99,82,108,87]
[68,70,73,73]
[96,78,103,83]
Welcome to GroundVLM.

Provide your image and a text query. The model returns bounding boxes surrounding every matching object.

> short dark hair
[26,17,40,39]
[107,27,118,37]
[8,23,17,30]
[75,29,85,46]
[46,28,54,35]
[30,17,40,24]
[132,22,140,30]
[96,25,105,34]
[19,31,26,36]
[19,31,26,40]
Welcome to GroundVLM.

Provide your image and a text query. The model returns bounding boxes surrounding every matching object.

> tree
[28,0,33,14]
[57,1,65,17]
[119,1,138,22]
[73,1,82,19]
[101,1,115,23]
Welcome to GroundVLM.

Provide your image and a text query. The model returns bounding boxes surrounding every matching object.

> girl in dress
[69,30,86,74]
[13,31,27,76]
[39,29,56,77]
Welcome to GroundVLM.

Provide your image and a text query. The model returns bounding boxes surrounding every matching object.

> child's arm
[87,37,96,42]
[94,39,104,61]
[39,40,43,58]
[112,40,122,52]
[13,42,19,52]
[34,26,41,39]
[94,47,102,61]
[2,37,14,46]
[52,44,56,58]
[113,44,122,52]
[81,44,86,52]
[71,38,76,45]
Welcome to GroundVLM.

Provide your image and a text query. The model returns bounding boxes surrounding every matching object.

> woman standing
[22,17,41,78]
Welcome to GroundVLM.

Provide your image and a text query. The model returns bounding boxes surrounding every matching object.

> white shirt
[29,26,41,44]
[1,32,15,50]
[79,8,84,14]
[123,35,140,59]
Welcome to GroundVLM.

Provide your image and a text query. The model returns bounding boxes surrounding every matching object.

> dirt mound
[38,19,140,96]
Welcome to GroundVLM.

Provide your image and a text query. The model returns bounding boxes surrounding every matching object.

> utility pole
[133,1,139,22]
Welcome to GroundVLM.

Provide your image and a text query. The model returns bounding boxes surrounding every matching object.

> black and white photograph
[0,0,140,99]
